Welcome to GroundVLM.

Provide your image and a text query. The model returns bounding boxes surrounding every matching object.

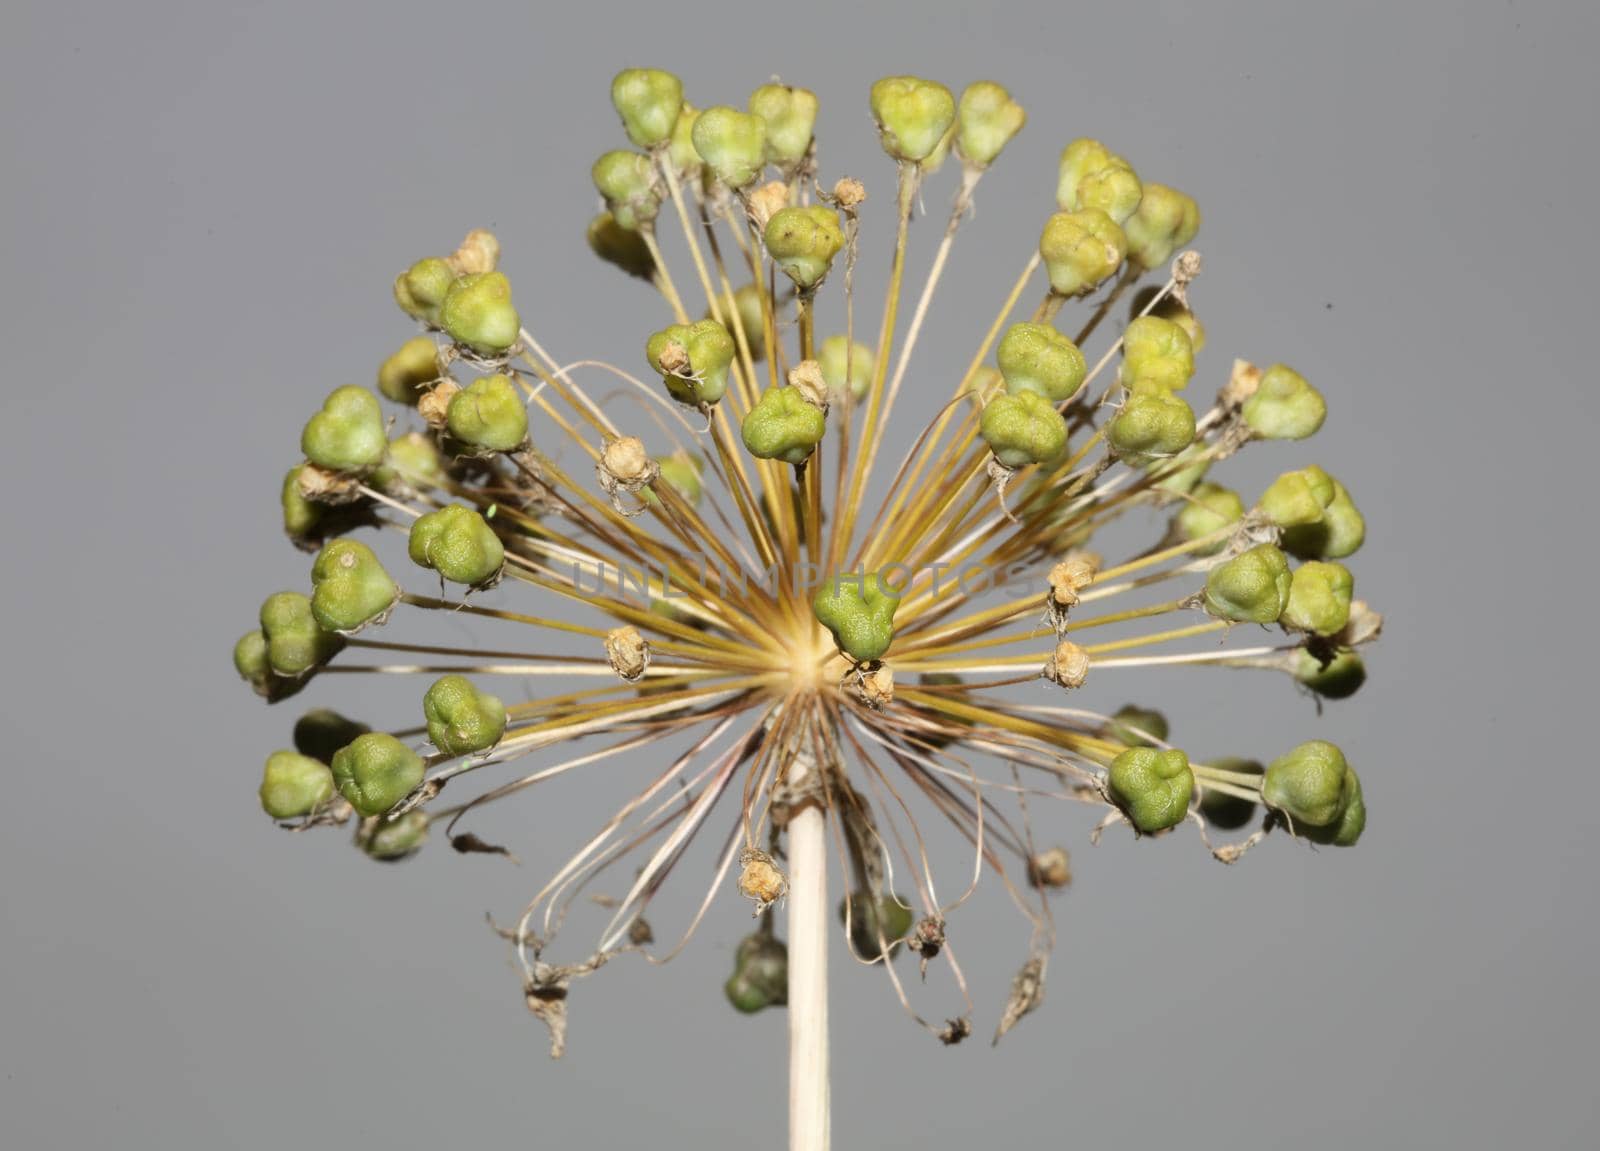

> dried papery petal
[787,360,829,411]
[604,626,650,682]
[1045,639,1090,688]
[1027,847,1073,889]
[416,378,460,429]
[746,180,790,233]
[737,848,788,915]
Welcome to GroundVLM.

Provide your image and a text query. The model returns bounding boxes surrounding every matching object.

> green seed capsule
[1107,746,1194,833]
[408,505,504,587]
[281,467,323,540]
[1259,465,1338,527]
[234,629,269,684]
[818,336,874,402]
[1131,286,1206,352]
[1150,444,1212,495]
[1107,386,1196,463]
[384,431,443,489]
[869,76,957,163]
[260,590,343,677]
[439,272,520,356]
[653,450,703,507]
[1056,139,1120,212]
[1301,768,1365,846]
[691,106,767,189]
[358,810,430,861]
[997,323,1087,402]
[1198,756,1264,831]
[667,102,702,177]
[1281,481,1365,559]
[1107,704,1170,748]
[1282,561,1354,636]
[1203,544,1292,624]
[1173,482,1245,553]
[1040,209,1127,296]
[423,674,507,755]
[259,750,335,820]
[588,211,656,280]
[1294,648,1367,699]
[954,81,1025,168]
[1241,364,1326,440]
[446,374,528,453]
[1262,740,1359,834]
[292,708,371,764]
[592,151,662,232]
[301,386,386,473]
[1124,184,1201,269]
[330,732,425,817]
[1076,157,1143,226]
[812,570,903,663]
[840,893,915,958]
[725,931,789,1013]
[981,391,1069,468]
[646,320,736,406]
[393,257,456,324]
[377,336,440,405]
[707,283,767,361]
[749,83,818,168]
[1122,315,1195,392]
[764,206,844,292]
[309,539,399,633]
[743,386,827,465]
[611,68,683,148]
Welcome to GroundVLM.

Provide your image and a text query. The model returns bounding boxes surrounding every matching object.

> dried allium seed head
[1028,846,1073,889]
[417,379,461,428]
[605,625,650,682]
[1046,640,1090,688]
[1048,555,1098,608]
[831,176,866,209]
[746,180,790,233]
[737,848,787,914]
[447,228,501,277]
[787,360,829,411]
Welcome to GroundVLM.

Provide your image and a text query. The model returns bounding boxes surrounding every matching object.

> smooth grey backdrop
[2,2,1595,1147]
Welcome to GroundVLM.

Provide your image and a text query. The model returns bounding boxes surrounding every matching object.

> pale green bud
[259,750,335,820]
[588,212,656,279]
[1282,561,1354,636]
[281,467,323,541]
[818,335,874,402]
[691,106,767,189]
[384,431,443,489]
[260,590,343,677]
[1132,286,1206,351]
[1241,364,1326,440]
[764,206,844,291]
[646,320,736,406]
[408,505,504,587]
[1259,465,1338,527]
[1122,315,1195,392]
[652,451,703,507]
[376,336,440,404]
[446,374,528,453]
[1124,183,1201,269]
[1040,209,1127,296]
[1281,481,1365,559]
[749,83,818,168]
[1055,139,1116,211]
[393,257,455,325]
[997,322,1087,402]
[1108,747,1193,833]
[423,674,506,755]
[1150,444,1211,496]
[611,68,683,148]
[1107,386,1196,463]
[592,150,661,232]
[813,570,903,662]
[330,732,425,817]
[1173,482,1244,553]
[1262,740,1358,832]
[301,386,386,473]
[743,386,826,465]
[309,539,399,634]
[869,76,956,163]
[981,391,1069,468]
[1203,543,1292,624]
[439,272,520,356]
[954,81,1025,168]
[667,103,702,177]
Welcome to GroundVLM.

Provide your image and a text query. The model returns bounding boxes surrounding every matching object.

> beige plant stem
[786,750,831,1151]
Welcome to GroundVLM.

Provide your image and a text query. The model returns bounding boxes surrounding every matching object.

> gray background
[3,1,1595,1147]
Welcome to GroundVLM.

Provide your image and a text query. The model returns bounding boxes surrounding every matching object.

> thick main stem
[786,768,830,1151]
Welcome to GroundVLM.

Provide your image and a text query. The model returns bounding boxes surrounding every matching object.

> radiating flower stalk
[235,68,1379,1151]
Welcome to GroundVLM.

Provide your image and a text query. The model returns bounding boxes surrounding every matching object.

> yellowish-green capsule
[1173,482,1244,553]
[309,539,399,634]
[259,750,335,820]
[1282,561,1354,636]
[1124,184,1200,269]
[869,76,956,163]
[301,386,386,473]
[611,68,683,148]
[423,674,506,755]
[691,106,767,189]
[330,732,425,817]
[446,374,528,453]
[588,212,656,280]
[1107,746,1193,833]
[439,272,520,356]
[764,206,844,292]
[749,83,818,169]
[1203,544,1292,624]
[1039,209,1127,296]
[954,81,1025,169]
[981,391,1069,468]
[376,336,440,405]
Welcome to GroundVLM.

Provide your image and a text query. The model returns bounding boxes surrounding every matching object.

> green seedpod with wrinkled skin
[393,257,456,324]
[423,674,507,755]
[742,386,826,465]
[997,322,1087,402]
[259,750,335,820]
[1174,482,1245,553]
[812,570,903,663]
[1122,315,1195,392]
[309,539,399,634]
[439,272,520,356]
[725,932,789,1013]
[377,335,440,404]
[1198,756,1264,831]
[1124,183,1201,269]
[587,212,656,279]
[1301,769,1365,846]
[650,451,703,507]
[281,467,323,539]
[1040,209,1127,297]
[1281,481,1365,559]
[691,106,767,189]
[764,206,844,291]
[954,81,1025,168]
[408,505,504,587]
[611,68,683,148]
[234,630,269,684]
[1150,444,1211,496]
[1107,746,1194,833]
[358,810,430,861]
[1294,648,1367,699]
[301,385,386,473]
[869,76,956,163]
[447,374,528,453]
[330,732,425,817]
[1204,544,1292,624]
[1242,364,1326,441]
[981,391,1069,468]
[293,708,371,764]
[841,893,915,958]
[384,431,443,489]
[1262,740,1356,830]
[707,283,767,361]
[1107,704,1170,748]
[1131,286,1206,352]
[592,151,662,233]
[1055,138,1120,212]
[1107,386,1196,463]
[1259,465,1338,527]
[818,335,874,402]
[646,320,736,406]
[749,83,818,168]
[1076,157,1143,225]
[260,590,343,677]
[1282,561,1354,636]
[667,102,701,177]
